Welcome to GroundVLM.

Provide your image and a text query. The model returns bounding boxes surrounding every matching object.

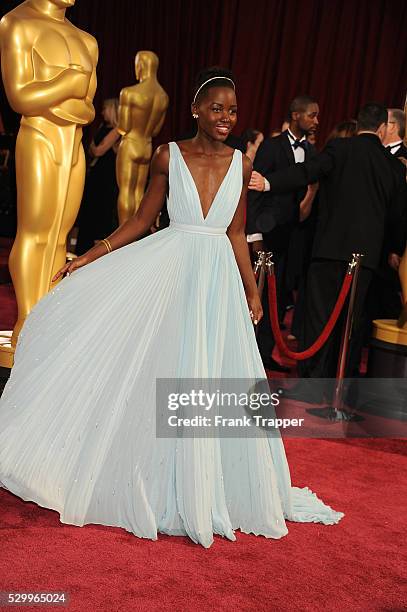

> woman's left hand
[247,292,263,325]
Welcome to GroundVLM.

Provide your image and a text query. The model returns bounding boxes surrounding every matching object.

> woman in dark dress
[76,98,121,255]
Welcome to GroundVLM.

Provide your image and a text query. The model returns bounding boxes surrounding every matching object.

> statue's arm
[117,89,131,136]
[0,17,91,115]
[152,108,167,137]
[83,33,98,111]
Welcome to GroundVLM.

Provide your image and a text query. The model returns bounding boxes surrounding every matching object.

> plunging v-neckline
[174,142,236,221]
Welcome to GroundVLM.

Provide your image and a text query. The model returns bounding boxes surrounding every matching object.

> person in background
[268,103,407,396]
[382,109,407,272]
[76,98,121,255]
[241,128,264,162]
[382,108,407,158]
[246,95,319,372]
[326,120,357,142]
[367,108,407,322]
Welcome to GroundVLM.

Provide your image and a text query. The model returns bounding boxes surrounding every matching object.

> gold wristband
[101,238,112,253]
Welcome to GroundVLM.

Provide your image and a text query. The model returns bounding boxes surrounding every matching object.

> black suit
[368,144,407,321]
[246,131,316,361]
[270,133,407,377]
[246,131,316,240]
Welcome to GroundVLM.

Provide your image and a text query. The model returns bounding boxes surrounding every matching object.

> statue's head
[135,51,159,81]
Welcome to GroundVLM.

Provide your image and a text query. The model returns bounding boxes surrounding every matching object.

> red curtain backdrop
[1,0,407,146]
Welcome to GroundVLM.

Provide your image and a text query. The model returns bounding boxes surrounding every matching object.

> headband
[192,76,235,104]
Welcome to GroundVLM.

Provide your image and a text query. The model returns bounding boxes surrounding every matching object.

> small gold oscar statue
[116,51,169,224]
[0,0,98,367]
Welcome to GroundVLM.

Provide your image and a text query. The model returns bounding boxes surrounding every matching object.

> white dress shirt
[386,140,402,155]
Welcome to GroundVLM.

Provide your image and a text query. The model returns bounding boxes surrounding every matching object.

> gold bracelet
[101,238,112,253]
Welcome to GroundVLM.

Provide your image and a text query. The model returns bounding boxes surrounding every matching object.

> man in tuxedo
[368,108,407,321]
[268,103,407,388]
[383,108,407,159]
[383,108,407,271]
[246,95,319,372]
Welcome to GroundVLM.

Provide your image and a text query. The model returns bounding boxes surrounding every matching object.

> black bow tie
[386,144,401,151]
[292,139,308,151]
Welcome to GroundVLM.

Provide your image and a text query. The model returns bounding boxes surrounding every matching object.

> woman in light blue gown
[0,67,343,547]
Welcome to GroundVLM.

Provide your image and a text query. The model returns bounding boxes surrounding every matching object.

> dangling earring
[192,113,198,119]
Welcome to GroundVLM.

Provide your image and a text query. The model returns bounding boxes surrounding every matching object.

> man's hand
[248,171,265,191]
[308,181,319,195]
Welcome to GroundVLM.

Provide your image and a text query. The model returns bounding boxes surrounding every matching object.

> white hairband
[192,76,235,104]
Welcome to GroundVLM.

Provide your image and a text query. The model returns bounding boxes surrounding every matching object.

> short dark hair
[193,66,235,104]
[289,95,317,117]
[357,103,388,131]
[389,108,406,140]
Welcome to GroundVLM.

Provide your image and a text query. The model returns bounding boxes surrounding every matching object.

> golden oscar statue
[0,0,97,367]
[116,51,168,224]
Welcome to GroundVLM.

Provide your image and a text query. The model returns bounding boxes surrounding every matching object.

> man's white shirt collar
[287,129,306,144]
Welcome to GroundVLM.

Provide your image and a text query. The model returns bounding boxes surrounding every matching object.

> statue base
[355,320,407,421]
[0,331,14,369]
[371,318,407,348]
[369,319,407,376]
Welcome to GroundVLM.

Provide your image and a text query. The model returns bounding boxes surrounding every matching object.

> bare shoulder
[151,144,170,175]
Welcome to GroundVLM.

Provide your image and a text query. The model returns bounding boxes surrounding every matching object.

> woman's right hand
[52,254,90,282]
[247,292,263,325]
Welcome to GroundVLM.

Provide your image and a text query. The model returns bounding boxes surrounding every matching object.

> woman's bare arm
[53,145,169,280]
[89,128,121,157]
[227,154,263,323]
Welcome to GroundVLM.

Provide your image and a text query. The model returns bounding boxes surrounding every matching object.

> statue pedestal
[369,319,407,377]
[0,331,14,369]
[355,320,407,421]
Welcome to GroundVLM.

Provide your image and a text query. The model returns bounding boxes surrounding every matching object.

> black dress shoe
[262,357,290,373]
[278,381,323,404]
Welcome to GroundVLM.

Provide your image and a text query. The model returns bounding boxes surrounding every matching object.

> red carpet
[1,438,406,612]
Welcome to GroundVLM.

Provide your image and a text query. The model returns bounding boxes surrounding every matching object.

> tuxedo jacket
[269,133,407,270]
[246,131,316,251]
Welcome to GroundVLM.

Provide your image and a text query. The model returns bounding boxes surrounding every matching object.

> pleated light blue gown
[0,142,343,547]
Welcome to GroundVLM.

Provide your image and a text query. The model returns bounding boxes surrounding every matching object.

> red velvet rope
[267,271,353,360]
